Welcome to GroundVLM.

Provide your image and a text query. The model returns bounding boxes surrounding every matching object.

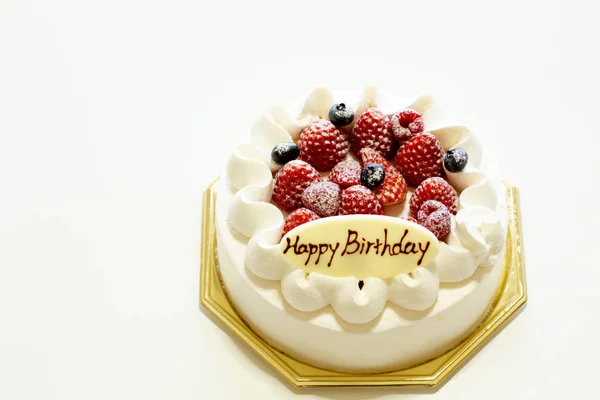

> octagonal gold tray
[200,179,527,388]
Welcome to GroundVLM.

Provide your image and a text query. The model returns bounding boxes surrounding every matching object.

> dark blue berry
[444,148,468,173]
[360,163,385,189]
[271,142,300,165]
[328,103,354,127]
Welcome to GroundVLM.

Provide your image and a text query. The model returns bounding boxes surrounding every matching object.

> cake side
[216,177,506,372]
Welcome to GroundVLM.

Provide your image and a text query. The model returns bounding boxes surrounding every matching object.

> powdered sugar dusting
[298,119,349,172]
[361,163,385,188]
[272,160,321,212]
[339,185,383,215]
[391,109,424,143]
[272,142,296,158]
[417,200,451,240]
[329,159,362,188]
[351,108,394,158]
[360,148,407,205]
[302,181,341,217]
[395,133,444,186]
[283,208,320,236]
[409,177,458,216]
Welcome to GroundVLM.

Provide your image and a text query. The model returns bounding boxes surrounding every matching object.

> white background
[1,0,599,399]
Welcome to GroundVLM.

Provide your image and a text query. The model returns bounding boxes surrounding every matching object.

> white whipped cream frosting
[224,87,505,324]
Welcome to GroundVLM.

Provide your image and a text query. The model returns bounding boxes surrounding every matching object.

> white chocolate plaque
[280,215,439,279]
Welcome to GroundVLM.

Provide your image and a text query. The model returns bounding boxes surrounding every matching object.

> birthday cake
[216,87,507,373]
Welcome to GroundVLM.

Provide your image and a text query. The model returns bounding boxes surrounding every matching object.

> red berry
[395,133,444,186]
[390,109,424,143]
[339,185,384,216]
[272,160,321,213]
[298,119,349,172]
[329,159,362,188]
[417,200,451,240]
[402,216,418,224]
[351,108,394,158]
[302,181,341,217]
[359,148,407,205]
[409,177,458,216]
[283,208,320,236]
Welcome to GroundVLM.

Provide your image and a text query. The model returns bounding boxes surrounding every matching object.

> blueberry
[271,142,300,165]
[444,148,469,173]
[328,103,354,127]
[360,163,385,189]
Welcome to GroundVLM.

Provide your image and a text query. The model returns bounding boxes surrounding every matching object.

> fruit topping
[390,109,424,143]
[417,200,451,240]
[328,103,355,127]
[351,108,394,158]
[360,163,385,189]
[271,142,300,165]
[409,177,458,216]
[283,208,320,236]
[402,216,419,224]
[339,185,384,215]
[272,160,321,213]
[395,132,444,186]
[298,119,349,172]
[302,181,341,217]
[329,159,361,188]
[444,148,469,173]
[360,148,407,205]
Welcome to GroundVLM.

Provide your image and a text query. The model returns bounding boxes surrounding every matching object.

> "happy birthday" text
[282,228,431,268]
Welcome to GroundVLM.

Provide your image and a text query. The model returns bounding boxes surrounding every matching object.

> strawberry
[417,200,451,240]
[283,208,320,236]
[390,109,424,143]
[395,133,444,186]
[272,160,321,213]
[302,181,341,217]
[409,177,458,216]
[351,108,394,158]
[339,185,384,216]
[329,159,361,188]
[298,119,349,172]
[359,148,407,205]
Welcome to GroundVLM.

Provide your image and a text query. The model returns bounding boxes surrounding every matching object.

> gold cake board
[200,179,527,388]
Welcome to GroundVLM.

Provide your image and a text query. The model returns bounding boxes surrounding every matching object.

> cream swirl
[224,87,505,324]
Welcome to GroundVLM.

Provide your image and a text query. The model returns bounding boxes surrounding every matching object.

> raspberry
[395,133,444,186]
[283,208,320,236]
[339,185,384,216]
[298,119,349,172]
[272,160,321,213]
[417,200,451,240]
[302,181,341,217]
[409,177,458,216]
[351,108,394,158]
[390,109,424,143]
[329,159,361,188]
[402,216,418,224]
[359,148,407,205]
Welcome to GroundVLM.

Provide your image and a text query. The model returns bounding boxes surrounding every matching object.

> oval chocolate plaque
[280,215,439,279]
